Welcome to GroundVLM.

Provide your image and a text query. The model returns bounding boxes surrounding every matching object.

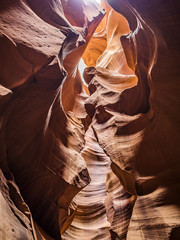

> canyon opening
[0,0,180,240]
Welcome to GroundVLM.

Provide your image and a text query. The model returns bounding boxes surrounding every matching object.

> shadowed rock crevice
[0,0,180,239]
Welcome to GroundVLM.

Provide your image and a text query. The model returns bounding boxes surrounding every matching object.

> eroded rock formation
[0,0,180,239]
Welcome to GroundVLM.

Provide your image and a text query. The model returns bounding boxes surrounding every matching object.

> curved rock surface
[0,0,104,239]
[0,0,180,239]
[83,0,180,239]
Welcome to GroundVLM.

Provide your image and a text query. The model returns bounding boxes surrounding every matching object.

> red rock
[0,0,180,239]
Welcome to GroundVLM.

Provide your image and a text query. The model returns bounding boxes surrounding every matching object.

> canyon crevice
[0,0,180,239]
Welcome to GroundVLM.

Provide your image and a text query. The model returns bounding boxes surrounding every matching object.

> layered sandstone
[0,0,180,239]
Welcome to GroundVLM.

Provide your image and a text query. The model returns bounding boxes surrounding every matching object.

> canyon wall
[0,0,180,239]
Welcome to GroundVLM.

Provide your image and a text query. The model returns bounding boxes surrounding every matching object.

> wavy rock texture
[82,0,180,239]
[0,0,104,239]
[0,0,180,239]
[62,126,111,239]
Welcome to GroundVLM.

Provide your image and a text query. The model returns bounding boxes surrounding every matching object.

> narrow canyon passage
[0,0,180,239]
[62,2,139,238]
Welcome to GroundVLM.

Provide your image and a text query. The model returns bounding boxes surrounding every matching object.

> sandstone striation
[0,0,104,239]
[0,0,180,239]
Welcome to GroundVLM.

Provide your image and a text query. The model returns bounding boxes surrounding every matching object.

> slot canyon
[0,0,180,239]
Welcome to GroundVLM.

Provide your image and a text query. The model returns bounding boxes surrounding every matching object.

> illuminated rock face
[0,0,180,239]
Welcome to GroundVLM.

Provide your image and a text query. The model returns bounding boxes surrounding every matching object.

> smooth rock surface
[0,0,180,239]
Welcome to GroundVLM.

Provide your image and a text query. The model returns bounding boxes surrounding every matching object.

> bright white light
[86,0,101,4]
[78,58,88,86]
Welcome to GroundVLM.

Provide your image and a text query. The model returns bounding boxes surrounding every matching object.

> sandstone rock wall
[0,0,180,239]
